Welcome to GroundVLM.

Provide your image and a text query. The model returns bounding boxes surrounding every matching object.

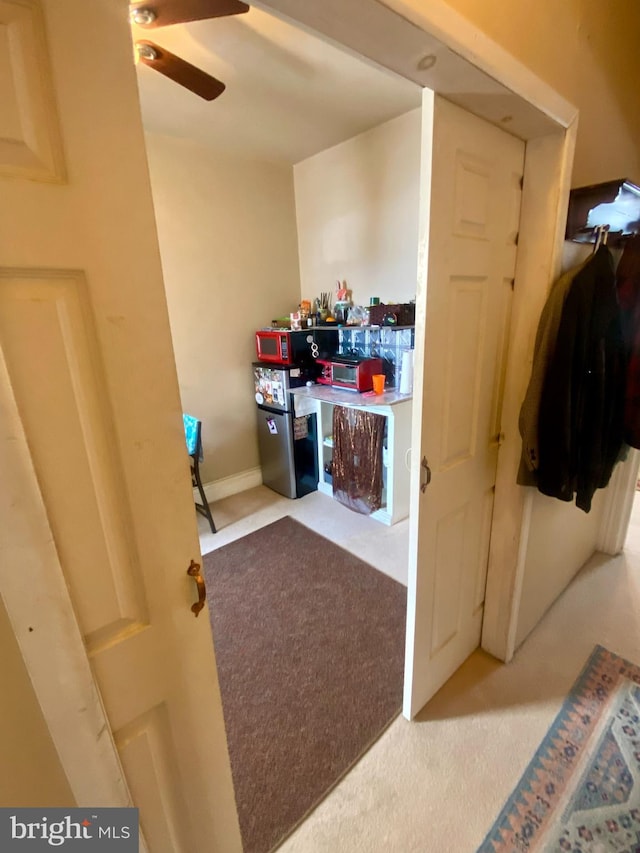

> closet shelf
[565,178,640,244]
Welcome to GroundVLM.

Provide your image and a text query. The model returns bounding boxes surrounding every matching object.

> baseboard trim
[194,467,263,505]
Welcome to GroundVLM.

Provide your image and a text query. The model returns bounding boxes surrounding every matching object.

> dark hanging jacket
[517,256,590,485]
[536,245,625,512]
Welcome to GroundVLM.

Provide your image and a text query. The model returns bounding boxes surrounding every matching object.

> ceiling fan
[130,0,249,101]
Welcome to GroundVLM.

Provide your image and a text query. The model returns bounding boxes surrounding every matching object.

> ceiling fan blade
[136,41,226,101]
[130,0,249,28]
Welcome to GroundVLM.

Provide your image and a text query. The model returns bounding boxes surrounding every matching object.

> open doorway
[133,7,422,849]
[127,0,582,727]
[133,2,422,568]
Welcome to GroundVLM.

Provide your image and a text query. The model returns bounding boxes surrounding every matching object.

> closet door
[0,1,240,848]
[404,93,524,718]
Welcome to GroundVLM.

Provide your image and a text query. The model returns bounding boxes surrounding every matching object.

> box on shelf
[368,302,415,327]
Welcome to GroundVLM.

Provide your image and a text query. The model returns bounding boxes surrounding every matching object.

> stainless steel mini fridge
[253,363,318,499]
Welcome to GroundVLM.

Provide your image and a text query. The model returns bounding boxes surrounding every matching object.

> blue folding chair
[183,414,216,534]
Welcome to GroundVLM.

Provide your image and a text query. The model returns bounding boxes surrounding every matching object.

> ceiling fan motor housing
[130,7,157,26]
[136,42,159,61]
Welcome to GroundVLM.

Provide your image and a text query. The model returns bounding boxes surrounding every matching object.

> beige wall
[446,0,640,187]
[516,491,605,648]
[294,109,422,308]
[145,133,301,482]
[0,598,74,806]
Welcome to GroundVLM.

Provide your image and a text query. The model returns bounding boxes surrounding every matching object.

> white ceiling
[133,6,422,165]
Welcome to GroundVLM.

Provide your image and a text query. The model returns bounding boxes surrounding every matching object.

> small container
[372,374,385,394]
[334,301,351,324]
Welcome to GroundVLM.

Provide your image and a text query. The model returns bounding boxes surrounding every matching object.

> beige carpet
[199,487,640,852]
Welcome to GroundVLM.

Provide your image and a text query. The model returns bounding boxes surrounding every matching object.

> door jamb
[482,123,579,662]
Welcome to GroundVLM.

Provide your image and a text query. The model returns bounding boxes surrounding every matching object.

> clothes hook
[593,224,609,252]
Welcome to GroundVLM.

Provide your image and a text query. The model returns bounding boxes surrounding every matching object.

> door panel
[0,1,241,849]
[441,278,486,466]
[0,272,148,649]
[115,705,192,853]
[453,155,491,239]
[405,94,524,718]
[431,504,467,652]
[0,0,64,181]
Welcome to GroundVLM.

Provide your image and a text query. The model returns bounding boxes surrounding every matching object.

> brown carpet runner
[203,516,406,852]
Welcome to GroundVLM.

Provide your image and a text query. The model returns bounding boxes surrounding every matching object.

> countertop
[290,384,412,410]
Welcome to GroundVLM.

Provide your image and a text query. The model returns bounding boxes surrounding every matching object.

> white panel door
[404,94,524,719]
[0,1,240,850]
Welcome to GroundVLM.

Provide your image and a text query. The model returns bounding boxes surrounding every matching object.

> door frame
[480,127,578,662]
[260,0,578,667]
[5,0,580,811]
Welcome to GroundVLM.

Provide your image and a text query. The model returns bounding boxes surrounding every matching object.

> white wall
[145,133,301,483]
[293,109,421,309]
[514,242,609,649]
[516,491,605,648]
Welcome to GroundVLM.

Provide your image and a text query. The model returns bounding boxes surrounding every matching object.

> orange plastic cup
[372,374,385,394]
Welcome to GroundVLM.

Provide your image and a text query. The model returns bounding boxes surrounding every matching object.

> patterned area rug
[479,645,640,852]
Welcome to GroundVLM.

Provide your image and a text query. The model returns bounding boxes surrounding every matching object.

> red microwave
[316,356,383,392]
[255,329,308,365]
